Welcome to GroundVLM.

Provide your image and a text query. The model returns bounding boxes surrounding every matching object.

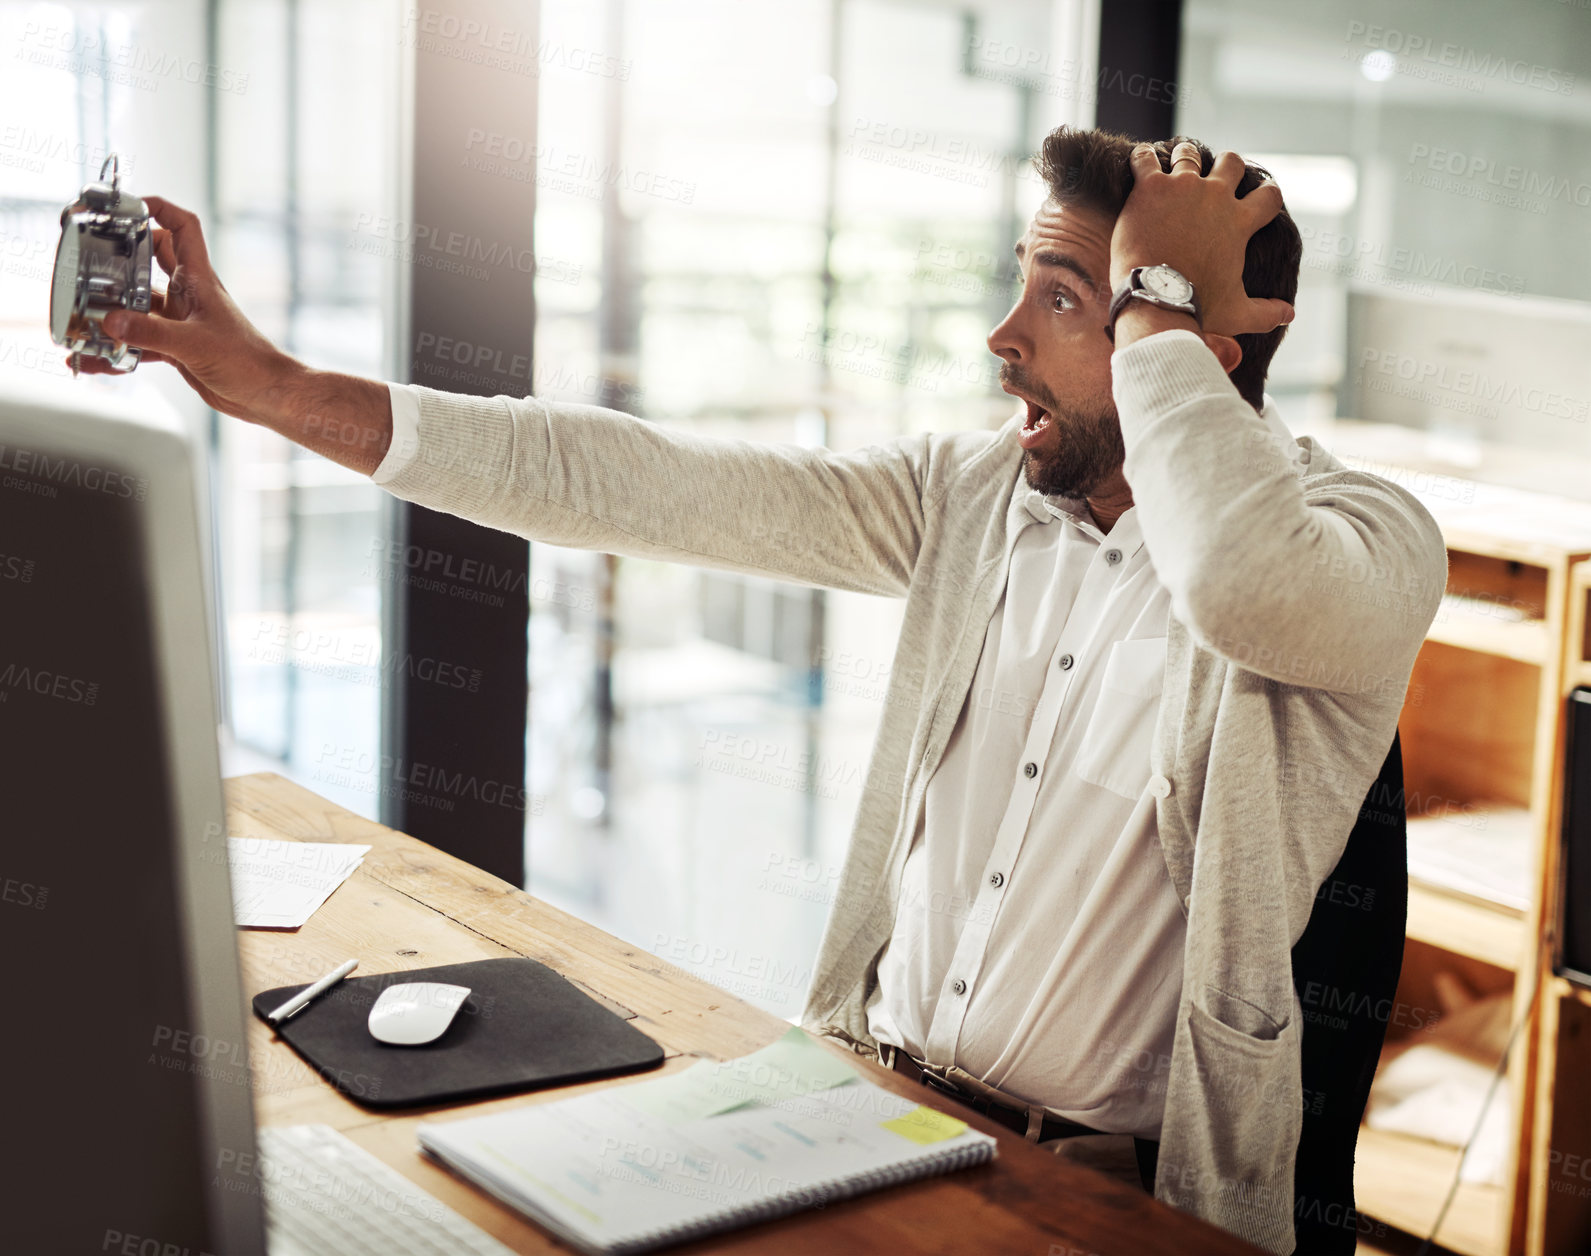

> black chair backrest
[1288,728,1408,1255]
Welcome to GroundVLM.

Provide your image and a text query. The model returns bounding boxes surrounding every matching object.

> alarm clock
[50,155,153,374]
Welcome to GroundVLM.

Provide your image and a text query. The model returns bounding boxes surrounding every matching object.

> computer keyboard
[258,1124,517,1256]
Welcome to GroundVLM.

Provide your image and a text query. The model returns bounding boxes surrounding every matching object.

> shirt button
[1022,762,1038,779]
[951,979,967,996]
[1149,774,1173,799]
[1105,548,1121,564]
[1057,653,1074,670]
[989,871,1005,888]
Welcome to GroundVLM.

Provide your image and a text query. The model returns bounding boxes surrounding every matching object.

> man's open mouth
[1018,398,1052,449]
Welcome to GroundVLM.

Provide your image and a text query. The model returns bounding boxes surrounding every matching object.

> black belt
[883,1044,1100,1142]
[884,1044,1163,1193]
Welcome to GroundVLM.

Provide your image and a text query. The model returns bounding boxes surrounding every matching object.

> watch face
[50,225,81,344]
[1141,265,1193,304]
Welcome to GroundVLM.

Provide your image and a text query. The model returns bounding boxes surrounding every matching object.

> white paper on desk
[227,837,370,929]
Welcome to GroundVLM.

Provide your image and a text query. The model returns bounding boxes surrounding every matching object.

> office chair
[1287,727,1409,1255]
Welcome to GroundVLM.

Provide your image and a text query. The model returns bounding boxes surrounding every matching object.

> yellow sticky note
[881,1104,969,1145]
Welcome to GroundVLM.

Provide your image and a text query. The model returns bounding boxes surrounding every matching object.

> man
[87,127,1447,1255]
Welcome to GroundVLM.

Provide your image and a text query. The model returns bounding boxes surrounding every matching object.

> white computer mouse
[366,981,472,1045]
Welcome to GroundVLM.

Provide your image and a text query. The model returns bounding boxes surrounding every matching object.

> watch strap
[1104,266,1200,344]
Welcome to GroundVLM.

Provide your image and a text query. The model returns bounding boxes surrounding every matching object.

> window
[1179,0,1591,450]
[525,0,1084,1018]
[212,0,398,816]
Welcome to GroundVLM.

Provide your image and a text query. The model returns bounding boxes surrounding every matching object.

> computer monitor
[1342,283,1591,454]
[0,374,266,1253]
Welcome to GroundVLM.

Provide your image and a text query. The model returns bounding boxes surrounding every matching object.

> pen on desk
[266,958,358,1025]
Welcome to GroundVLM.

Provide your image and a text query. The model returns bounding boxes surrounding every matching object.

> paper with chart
[622,1023,863,1122]
[227,837,370,929]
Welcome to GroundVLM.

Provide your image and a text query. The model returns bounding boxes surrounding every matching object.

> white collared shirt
[865,488,1184,1140]
[373,381,1304,1140]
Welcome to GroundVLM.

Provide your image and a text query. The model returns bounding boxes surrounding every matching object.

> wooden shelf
[1552,975,1591,1010]
[1322,420,1591,558]
[1356,1124,1507,1256]
[1407,881,1528,970]
[1338,445,1591,1256]
[1427,613,1550,666]
[1242,432,1591,1254]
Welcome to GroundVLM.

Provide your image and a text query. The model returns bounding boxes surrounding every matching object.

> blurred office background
[2,0,1589,1087]
[0,0,1082,1019]
[7,3,1591,1252]
[3,0,1591,999]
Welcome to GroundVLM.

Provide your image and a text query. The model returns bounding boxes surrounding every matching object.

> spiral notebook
[416,1027,998,1255]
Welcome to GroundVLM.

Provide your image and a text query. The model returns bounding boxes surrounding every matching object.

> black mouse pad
[251,957,665,1109]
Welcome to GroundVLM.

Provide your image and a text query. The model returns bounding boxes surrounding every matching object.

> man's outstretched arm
[87,198,930,597]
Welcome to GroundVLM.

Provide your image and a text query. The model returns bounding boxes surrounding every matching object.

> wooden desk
[228,773,1262,1256]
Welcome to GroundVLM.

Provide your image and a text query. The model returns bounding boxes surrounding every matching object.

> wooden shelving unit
[1524,561,1591,1256]
[1405,881,1529,972]
[1357,1125,1509,1253]
[1326,427,1591,1256]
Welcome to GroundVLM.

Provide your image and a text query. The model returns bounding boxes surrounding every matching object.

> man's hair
[1035,125,1301,413]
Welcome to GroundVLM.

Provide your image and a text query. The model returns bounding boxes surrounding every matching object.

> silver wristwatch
[1105,264,1200,342]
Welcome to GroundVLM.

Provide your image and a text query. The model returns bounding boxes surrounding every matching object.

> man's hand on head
[1109,140,1295,347]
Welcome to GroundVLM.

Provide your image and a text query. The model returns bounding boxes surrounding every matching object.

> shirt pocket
[1073,636,1167,799]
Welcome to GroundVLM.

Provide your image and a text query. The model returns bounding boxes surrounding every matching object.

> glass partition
[526,0,1086,1018]
[1179,0,1591,454]
[211,0,397,816]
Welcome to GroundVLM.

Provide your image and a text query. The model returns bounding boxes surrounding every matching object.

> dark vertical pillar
[1094,0,1184,140]
[381,2,538,884]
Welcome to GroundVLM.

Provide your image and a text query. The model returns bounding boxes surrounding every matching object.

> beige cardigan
[377,329,1448,1253]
